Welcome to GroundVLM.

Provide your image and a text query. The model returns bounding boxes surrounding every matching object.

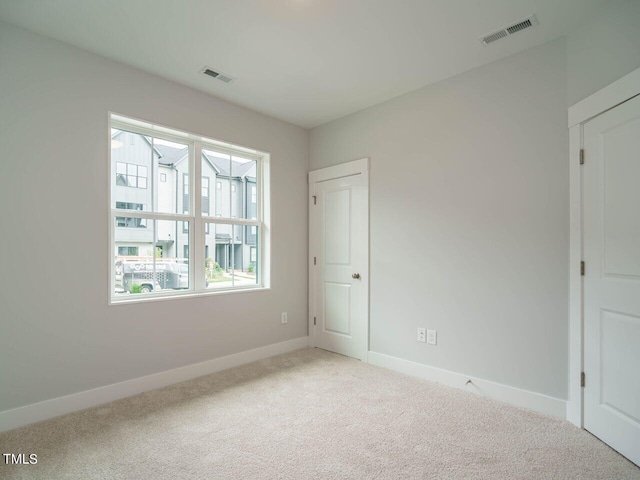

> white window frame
[108,113,270,304]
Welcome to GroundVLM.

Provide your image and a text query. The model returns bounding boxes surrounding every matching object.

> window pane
[115,216,147,229]
[203,149,231,218]
[112,129,152,208]
[116,202,145,211]
[205,223,258,289]
[156,138,190,214]
[231,156,257,220]
[113,218,190,296]
[111,128,190,214]
[201,176,210,216]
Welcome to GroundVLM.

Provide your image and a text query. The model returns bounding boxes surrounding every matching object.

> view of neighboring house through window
[182,173,189,233]
[202,148,260,290]
[116,162,147,188]
[110,114,267,302]
[118,246,139,256]
[116,202,147,228]
[202,177,210,234]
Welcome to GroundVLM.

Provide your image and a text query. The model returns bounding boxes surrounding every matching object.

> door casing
[308,158,369,360]
[567,67,640,426]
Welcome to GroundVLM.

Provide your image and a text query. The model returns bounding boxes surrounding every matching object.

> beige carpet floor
[1,348,639,479]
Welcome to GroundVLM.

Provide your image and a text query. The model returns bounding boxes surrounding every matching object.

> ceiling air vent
[479,15,538,45]
[200,66,236,84]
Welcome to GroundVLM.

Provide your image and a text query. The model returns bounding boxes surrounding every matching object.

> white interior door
[583,93,640,466]
[309,160,368,361]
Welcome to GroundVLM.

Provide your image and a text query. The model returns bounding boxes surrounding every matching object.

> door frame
[567,67,640,427]
[308,158,370,358]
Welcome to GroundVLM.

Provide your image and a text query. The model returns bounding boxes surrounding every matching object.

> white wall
[310,39,570,399]
[0,21,308,412]
[3,2,639,417]
[309,1,640,402]
[567,0,640,106]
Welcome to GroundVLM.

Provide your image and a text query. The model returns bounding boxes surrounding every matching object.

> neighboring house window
[110,114,269,303]
[115,202,147,228]
[202,177,210,215]
[182,173,189,233]
[202,177,210,234]
[182,173,189,207]
[116,162,147,188]
[247,183,257,220]
[118,246,139,256]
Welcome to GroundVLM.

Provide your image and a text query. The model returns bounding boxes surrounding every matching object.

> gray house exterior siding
[112,130,257,272]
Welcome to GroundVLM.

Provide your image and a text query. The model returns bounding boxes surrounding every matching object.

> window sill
[109,286,270,306]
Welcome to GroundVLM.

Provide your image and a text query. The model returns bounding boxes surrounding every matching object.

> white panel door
[310,169,368,361]
[583,93,640,467]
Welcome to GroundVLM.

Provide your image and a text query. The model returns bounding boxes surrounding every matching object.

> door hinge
[314,257,316,265]
[313,316,316,326]
[581,372,586,387]
[579,148,584,165]
[312,195,317,205]
[580,261,585,276]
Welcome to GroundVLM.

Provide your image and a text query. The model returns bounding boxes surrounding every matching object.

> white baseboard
[368,351,567,420]
[0,336,309,433]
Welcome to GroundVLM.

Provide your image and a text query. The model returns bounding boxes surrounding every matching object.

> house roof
[202,152,256,178]
[232,160,256,179]
[155,144,188,166]
[204,152,255,179]
[154,143,256,179]
[112,130,163,158]
[133,141,256,180]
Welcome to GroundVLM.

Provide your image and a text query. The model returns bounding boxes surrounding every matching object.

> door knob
[352,273,360,279]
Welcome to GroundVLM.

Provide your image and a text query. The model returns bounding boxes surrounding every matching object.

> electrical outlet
[427,329,437,345]
[417,328,426,343]
[281,312,288,324]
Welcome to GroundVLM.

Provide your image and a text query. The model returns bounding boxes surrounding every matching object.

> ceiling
[0,0,608,128]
